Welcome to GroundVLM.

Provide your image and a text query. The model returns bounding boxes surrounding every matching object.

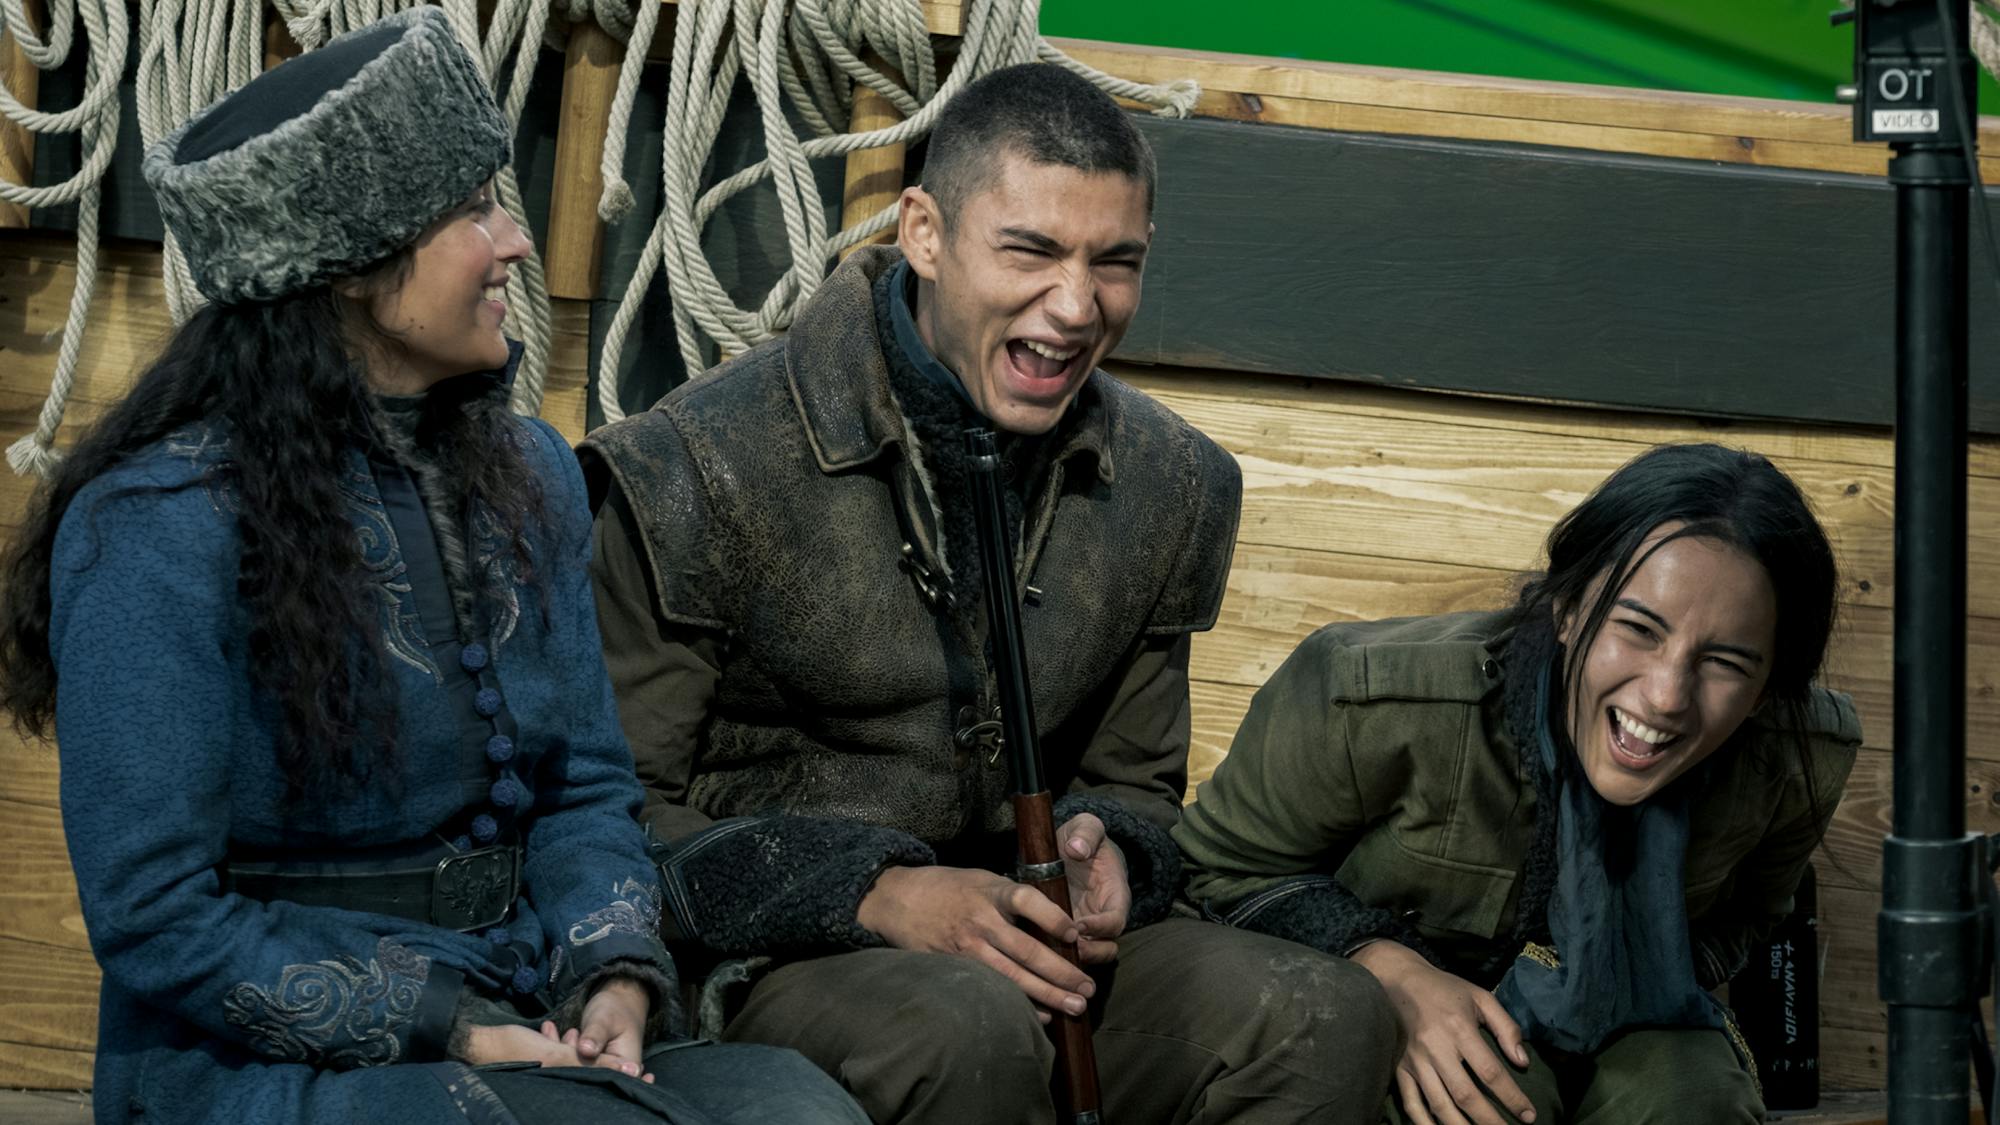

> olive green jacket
[1174,610,1861,988]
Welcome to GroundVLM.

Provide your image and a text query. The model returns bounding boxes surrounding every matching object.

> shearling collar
[784,245,1117,484]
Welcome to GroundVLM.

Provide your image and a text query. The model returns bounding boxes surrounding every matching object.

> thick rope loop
[2,0,127,477]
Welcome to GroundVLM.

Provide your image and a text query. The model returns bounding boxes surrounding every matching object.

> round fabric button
[485,734,516,763]
[510,964,540,995]
[474,687,503,717]
[490,776,524,810]
[483,926,511,947]
[470,814,499,844]
[452,835,472,853]
[460,643,489,673]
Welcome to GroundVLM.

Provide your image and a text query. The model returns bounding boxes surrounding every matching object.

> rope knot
[1150,78,1201,119]
[7,434,63,480]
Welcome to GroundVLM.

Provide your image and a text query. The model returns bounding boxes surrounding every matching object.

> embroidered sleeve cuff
[1220,875,1441,968]
[1053,792,1184,929]
[552,932,677,1007]
[545,875,674,1004]
[543,959,682,1045]
[657,815,935,957]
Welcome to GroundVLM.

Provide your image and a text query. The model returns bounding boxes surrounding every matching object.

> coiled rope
[1,0,129,478]
[4,0,612,477]
[2,0,1191,465]
[592,0,1199,424]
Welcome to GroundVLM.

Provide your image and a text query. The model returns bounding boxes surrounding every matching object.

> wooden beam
[546,20,623,300]
[0,1039,91,1091]
[0,936,97,1056]
[543,296,591,442]
[0,724,59,811]
[0,0,42,229]
[1815,749,2000,893]
[0,799,86,954]
[1052,37,2000,182]
[1124,372,2000,620]
[839,59,906,261]
[263,9,303,71]
[1107,362,2000,480]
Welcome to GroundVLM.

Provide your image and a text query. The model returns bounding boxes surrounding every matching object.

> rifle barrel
[964,425,1105,1125]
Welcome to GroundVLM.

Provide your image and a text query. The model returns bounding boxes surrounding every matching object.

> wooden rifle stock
[964,426,1105,1125]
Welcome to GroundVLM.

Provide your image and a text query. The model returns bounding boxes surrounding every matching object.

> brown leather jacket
[578,247,1241,956]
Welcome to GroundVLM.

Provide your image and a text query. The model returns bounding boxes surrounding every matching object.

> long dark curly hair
[0,252,546,798]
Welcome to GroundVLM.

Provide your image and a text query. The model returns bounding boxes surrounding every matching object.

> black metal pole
[1874,4,1979,1121]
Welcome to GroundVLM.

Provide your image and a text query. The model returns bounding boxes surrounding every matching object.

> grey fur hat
[142,7,511,305]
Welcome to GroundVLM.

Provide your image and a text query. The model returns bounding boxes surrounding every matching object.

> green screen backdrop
[1039,0,2000,116]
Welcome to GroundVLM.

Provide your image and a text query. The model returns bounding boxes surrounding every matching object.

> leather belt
[226,843,522,933]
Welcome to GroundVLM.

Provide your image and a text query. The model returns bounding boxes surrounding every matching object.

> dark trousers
[1382,1027,1763,1125]
[722,917,1400,1125]
[446,1041,869,1125]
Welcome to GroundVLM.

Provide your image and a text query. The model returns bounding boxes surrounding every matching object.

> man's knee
[649,1042,871,1125]
[1246,943,1400,1082]
[732,949,1053,1124]
[874,954,1051,1073]
[1580,1030,1762,1125]
[1589,1073,1761,1125]
[1117,921,1400,1097]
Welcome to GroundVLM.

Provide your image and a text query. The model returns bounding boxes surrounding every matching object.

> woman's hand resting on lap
[455,977,656,1083]
[1350,940,1537,1125]
[458,1023,584,1069]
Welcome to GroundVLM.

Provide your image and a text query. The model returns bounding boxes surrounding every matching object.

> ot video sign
[1865,61,1941,138]
[1849,1,1975,145]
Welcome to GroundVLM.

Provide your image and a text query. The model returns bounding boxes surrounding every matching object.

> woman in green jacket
[1173,442,1860,1125]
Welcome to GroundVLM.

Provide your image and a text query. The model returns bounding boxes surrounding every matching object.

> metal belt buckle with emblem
[434,844,519,932]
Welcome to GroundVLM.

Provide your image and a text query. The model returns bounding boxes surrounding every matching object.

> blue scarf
[1492,657,1725,1054]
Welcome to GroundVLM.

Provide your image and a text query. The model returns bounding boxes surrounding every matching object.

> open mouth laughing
[1605,705,1684,771]
[1004,337,1085,398]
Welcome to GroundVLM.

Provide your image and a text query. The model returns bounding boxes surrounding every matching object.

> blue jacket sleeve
[517,421,676,1007]
[51,469,476,1070]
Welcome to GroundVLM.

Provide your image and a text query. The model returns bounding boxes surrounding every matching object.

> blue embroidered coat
[50,411,670,1124]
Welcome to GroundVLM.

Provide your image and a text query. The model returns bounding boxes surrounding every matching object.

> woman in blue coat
[0,10,862,1124]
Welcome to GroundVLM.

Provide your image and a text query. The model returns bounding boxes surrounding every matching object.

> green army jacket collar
[783,245,1117,485]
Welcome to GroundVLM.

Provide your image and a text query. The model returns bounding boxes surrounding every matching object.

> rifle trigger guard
[1017,859,1065,882]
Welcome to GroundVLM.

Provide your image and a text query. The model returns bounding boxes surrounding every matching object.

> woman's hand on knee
[1350,941,1536,1125]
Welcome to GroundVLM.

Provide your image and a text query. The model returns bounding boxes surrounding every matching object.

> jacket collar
[784,245,1116,483]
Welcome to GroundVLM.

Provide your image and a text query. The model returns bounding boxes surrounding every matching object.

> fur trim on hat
[143,7,511,304]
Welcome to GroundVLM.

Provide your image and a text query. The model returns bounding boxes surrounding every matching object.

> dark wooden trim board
[1123,114,2000,433]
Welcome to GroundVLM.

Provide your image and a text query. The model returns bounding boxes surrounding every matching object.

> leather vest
[579,247,1241,843]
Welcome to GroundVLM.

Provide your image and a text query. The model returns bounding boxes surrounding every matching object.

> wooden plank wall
[4,228,1997,1092]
